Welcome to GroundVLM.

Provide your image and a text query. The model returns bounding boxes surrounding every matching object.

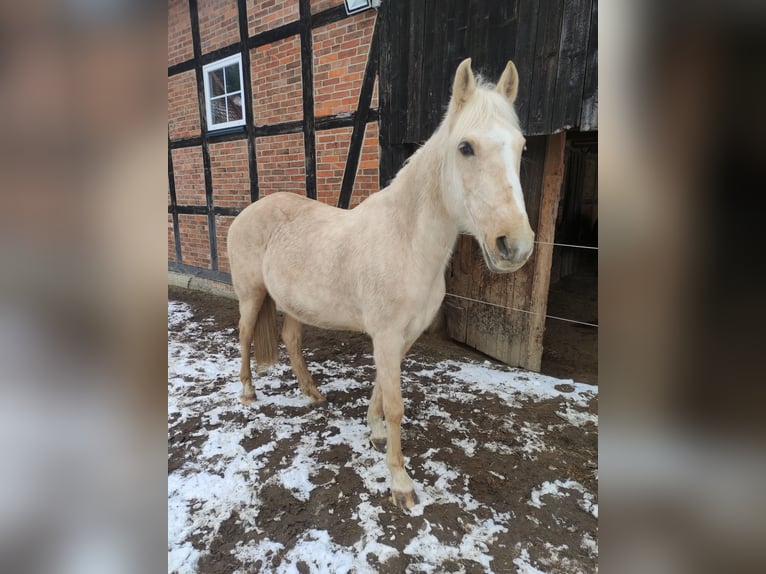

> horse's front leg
[373,332,418,510]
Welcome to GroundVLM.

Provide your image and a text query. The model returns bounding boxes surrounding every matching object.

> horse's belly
[262,244,363,332]
[272,289,362,332]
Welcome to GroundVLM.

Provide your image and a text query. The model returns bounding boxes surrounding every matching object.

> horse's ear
[496,60,519,104]
[451,58,476,111]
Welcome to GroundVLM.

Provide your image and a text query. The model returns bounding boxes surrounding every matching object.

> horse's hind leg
[368,339,414,453]
[237,289,266,405]
[367,384,387,452]
[281,314,325,404]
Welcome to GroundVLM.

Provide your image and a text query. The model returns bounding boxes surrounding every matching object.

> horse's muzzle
[487,234,533,272]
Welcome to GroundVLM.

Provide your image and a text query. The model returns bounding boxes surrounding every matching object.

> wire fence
[447,239,598,328]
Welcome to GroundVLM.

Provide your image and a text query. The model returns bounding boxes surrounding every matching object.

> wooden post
[522,131,566,370]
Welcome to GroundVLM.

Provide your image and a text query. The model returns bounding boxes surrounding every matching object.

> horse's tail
[254,292,279,372]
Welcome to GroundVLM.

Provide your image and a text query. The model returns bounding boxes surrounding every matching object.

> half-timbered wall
[168,0,380,281]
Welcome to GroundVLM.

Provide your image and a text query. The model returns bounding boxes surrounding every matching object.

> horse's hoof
[370,438,387,453]
[239,394,256,406]
[391,490,419,510]
[310,398,328,409]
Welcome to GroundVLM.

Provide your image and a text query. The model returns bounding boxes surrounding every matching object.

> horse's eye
[458,141,474,156]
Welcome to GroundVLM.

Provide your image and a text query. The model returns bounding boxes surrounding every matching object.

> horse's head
[443,58,534,273]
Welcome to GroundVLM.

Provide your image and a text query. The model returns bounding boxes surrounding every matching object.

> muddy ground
[168,286,598,573]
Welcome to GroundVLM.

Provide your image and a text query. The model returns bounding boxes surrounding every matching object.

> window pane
[211,96,227,124]
[224,64,240,93]
[209,69,224,96]
[227,93,243,122]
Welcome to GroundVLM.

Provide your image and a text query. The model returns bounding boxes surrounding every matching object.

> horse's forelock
[448,83,520,135]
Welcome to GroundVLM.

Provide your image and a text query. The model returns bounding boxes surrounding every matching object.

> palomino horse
[227,59,534,510]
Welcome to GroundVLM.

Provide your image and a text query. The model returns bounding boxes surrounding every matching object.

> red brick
[168,71,200,140]
[313,10,376,117]
[168,0,193,66]
[172,147,206,206]
[178,214,211,268]
[198,0,240,55]
[251,37,303,125]
[257,132,306,195]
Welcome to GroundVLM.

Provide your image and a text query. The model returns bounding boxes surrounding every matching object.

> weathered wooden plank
[523,131,566,370]
[526,1,565,135]
[378,0,410,184]
[505,135,546,366]
[513,0,541,132]
[580,0,598,131]
[405,0,426,143]
[551,0,592,130]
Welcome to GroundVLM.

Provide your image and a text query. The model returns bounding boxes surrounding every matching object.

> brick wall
[257,132,306,196]
[251,37,303,125]
[310,0,344,13]
[178,215,211,268]
[215,215,236,273]
[316,127,352,206]
[248,0,299,36]
[168,1,380,273]
[168,0,193,66]
[198,0,240,55]
[210,140,250,207]
[168,71,200,140]
[171,147,206,206]
[313,10,376,116]
[353,121,379,207]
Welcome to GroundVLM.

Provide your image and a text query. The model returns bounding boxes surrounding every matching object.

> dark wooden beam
[298,0,317,200]
[169,136,203,149]
[168,141,183,264]
[189,0,219,271]
[168,59,194,77]
[311,4,348,28]
[170,205,245,217]
[254,119,304,137]
[248,21,301,50]
[169,111,379,148]
[170,205,208,215]
[337,17,380,209]
[238,0,260,203]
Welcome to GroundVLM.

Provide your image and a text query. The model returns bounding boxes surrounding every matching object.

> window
[202,54,245,131]
[344,0,379,15]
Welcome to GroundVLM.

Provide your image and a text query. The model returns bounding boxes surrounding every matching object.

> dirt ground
[168,286,598,573]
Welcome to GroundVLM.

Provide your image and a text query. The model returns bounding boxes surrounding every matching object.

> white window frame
[202,54,246,131]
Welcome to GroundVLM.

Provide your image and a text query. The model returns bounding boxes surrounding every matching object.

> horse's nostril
[496,236,510,259]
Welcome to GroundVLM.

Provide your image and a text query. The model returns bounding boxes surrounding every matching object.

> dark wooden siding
[379,0,597,183]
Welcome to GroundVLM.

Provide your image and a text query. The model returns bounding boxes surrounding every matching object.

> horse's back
[229,193,315,293]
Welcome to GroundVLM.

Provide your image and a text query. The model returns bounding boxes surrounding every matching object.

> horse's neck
[386,134,459,270]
